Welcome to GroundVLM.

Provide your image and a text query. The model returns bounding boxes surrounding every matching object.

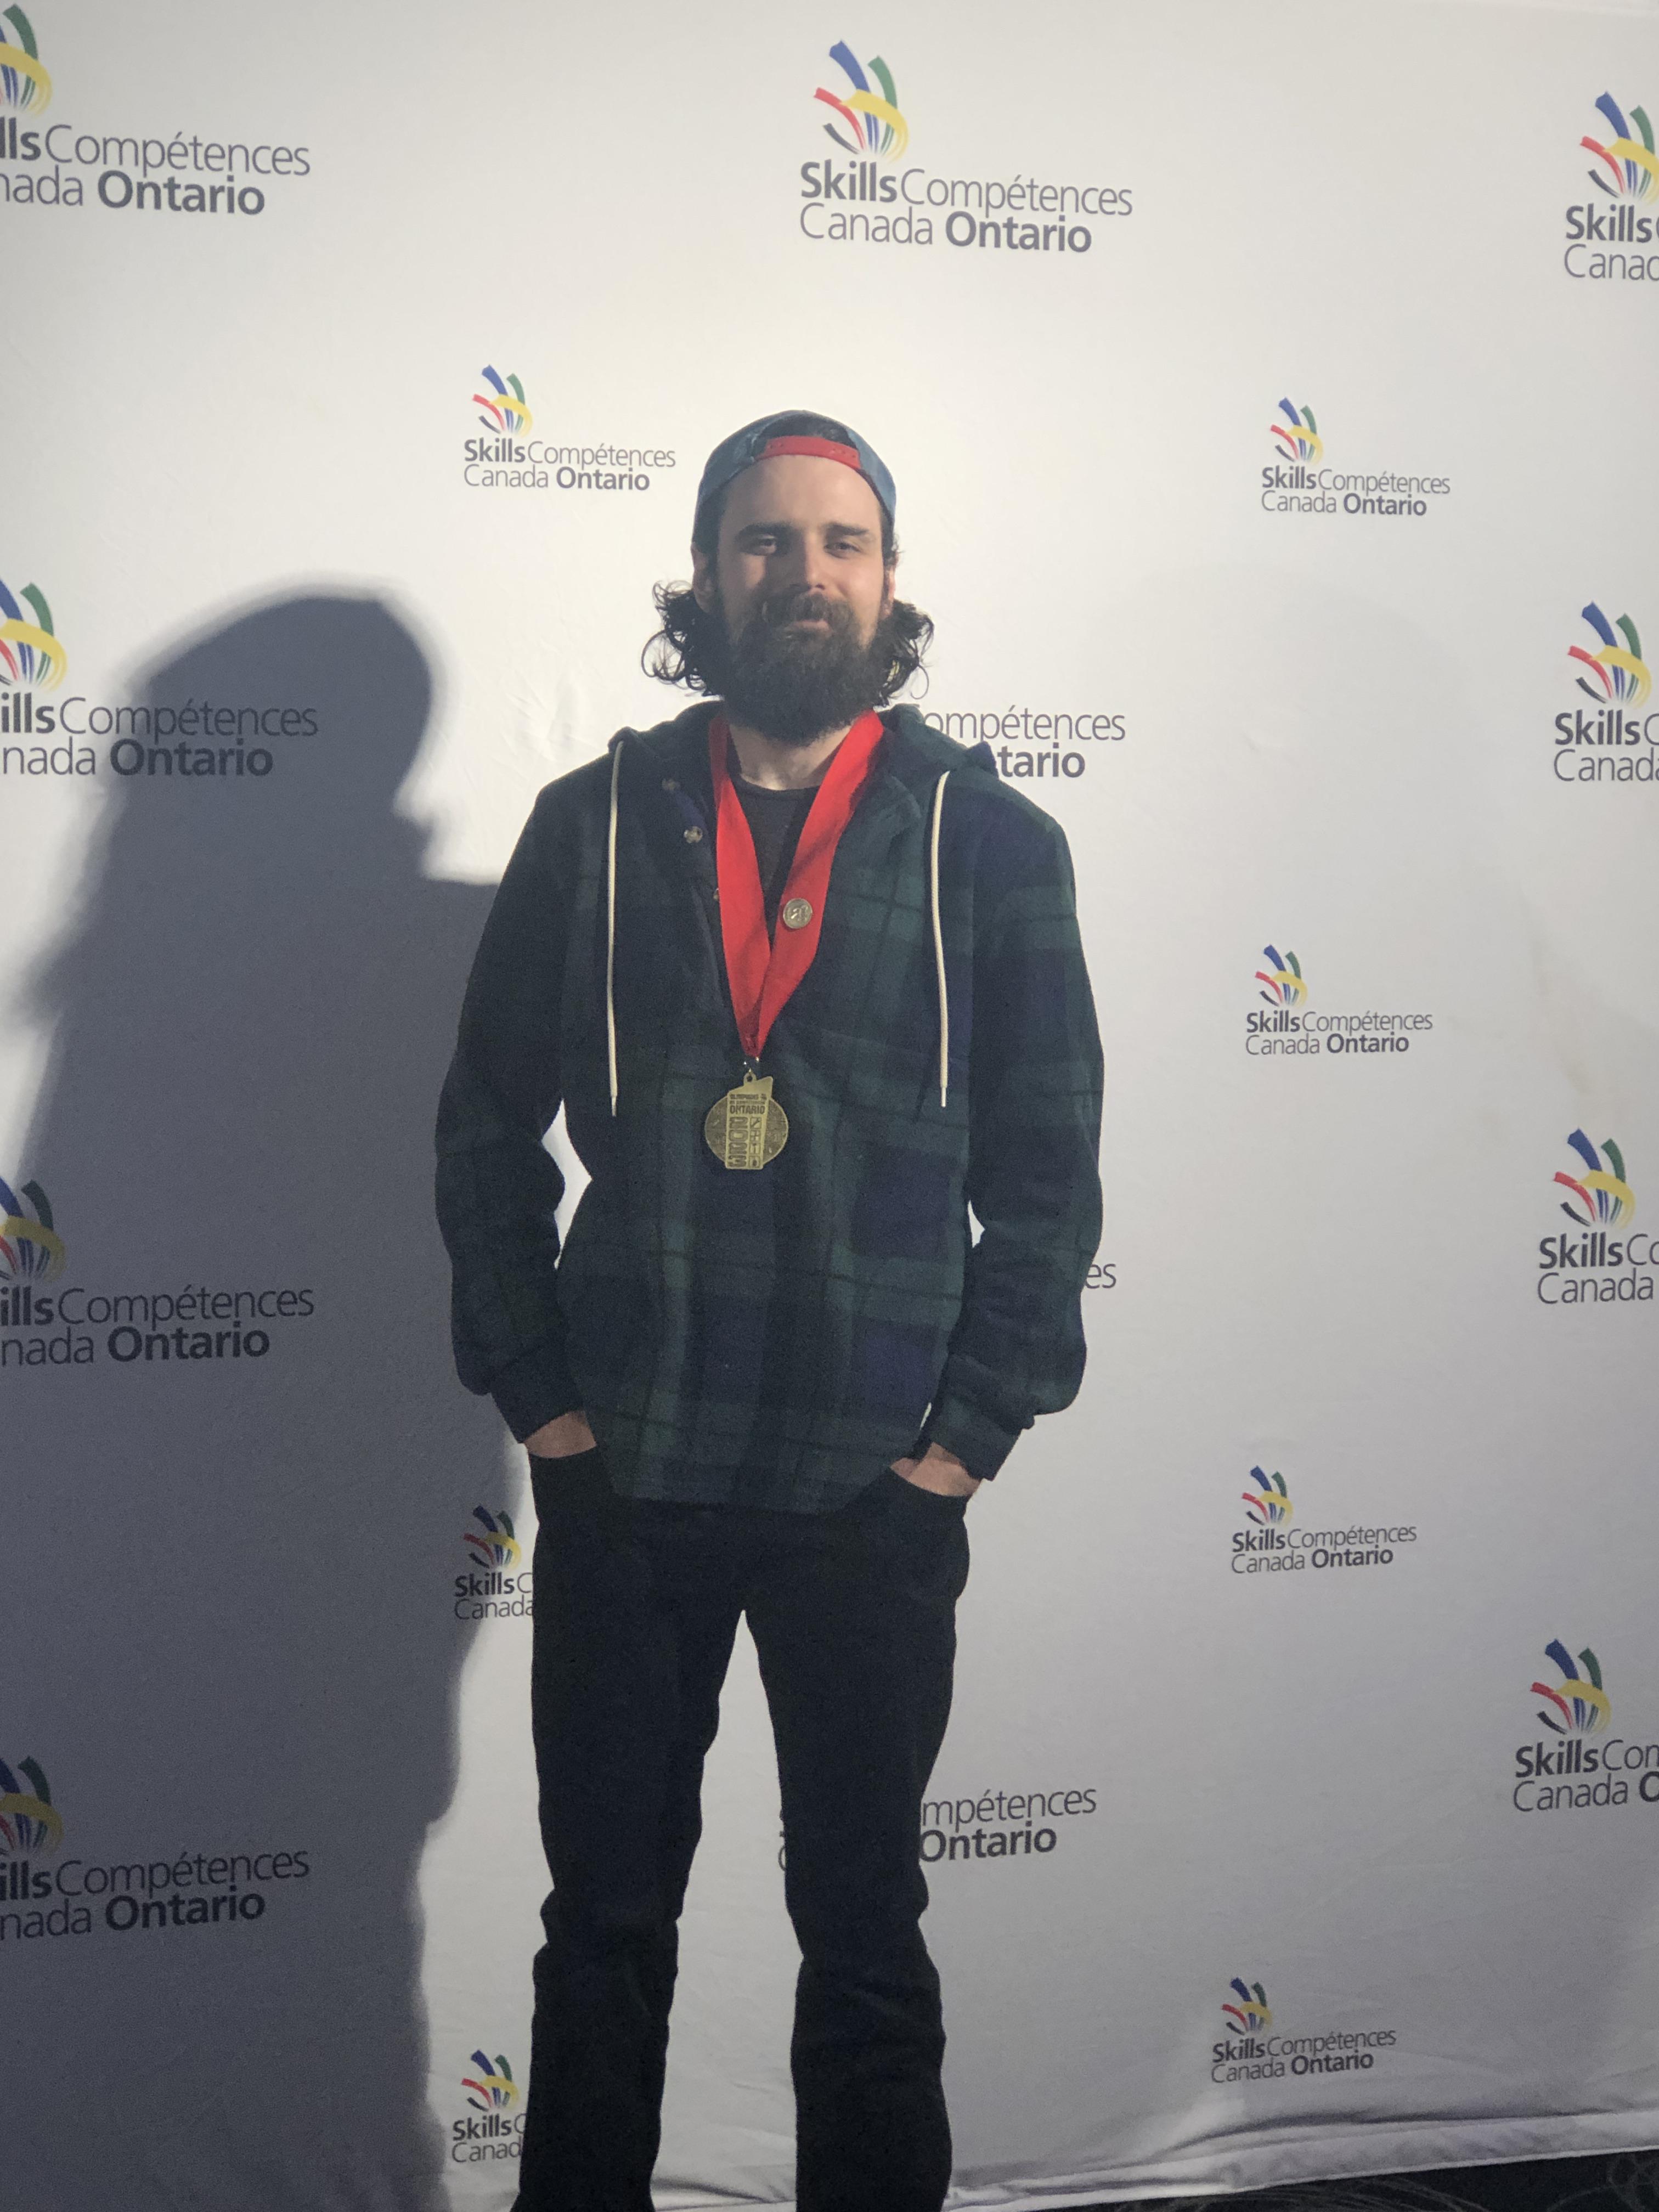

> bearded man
[436,410,1103,2212]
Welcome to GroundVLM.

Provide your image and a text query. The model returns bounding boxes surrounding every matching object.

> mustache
[752,588,850,632]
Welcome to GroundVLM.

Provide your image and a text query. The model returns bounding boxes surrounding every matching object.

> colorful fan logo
[1243,1468,1293,1527]
[814,42,908,160]
[1255,945,1307,1008]
[1569,605,1650,707]
[0,7,51,113]
[473,368,532,436]
[1269,400,1322,464]
[1554,1131,1634,1231]
[462,2051,518,2111]
[1582,93,1657,202]
[1532,1641,1609,1736]
[0,1756,62,1855]
[1223,1978,1271,2033]
[465,1508,521,1571]
[0,578,66,690]
[0,1177,64,1283]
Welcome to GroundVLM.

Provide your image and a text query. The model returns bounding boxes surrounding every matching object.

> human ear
[691,541,716,613]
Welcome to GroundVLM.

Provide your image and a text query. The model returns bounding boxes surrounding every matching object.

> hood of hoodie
[614,696,1000,804]
[600,698,996,1121]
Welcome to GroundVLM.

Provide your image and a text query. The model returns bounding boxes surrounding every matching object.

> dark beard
[716,587,894,746]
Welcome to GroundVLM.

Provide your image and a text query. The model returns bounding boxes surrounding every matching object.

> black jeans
[514,1448,969,2212]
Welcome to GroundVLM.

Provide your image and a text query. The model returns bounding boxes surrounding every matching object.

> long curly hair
[641,579,933,702]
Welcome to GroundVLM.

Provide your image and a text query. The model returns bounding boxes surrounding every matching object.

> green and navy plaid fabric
[436,702,1103,1512]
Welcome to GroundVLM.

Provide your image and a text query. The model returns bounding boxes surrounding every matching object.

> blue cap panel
[693,411,896,537]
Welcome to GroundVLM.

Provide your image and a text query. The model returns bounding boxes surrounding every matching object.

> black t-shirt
[733,775,817,934]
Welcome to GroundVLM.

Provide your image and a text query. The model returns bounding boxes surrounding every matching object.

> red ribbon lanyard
[708,710,885,1063]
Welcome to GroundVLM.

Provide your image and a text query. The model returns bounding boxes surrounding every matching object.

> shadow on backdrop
[13,594,501,2210]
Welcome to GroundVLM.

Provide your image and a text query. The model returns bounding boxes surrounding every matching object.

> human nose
[778,533,833,595]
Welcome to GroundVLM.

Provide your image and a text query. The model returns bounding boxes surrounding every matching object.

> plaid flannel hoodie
[436,700,1103,1512]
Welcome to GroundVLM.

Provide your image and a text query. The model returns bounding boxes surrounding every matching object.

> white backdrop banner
[7,1,1659,2205]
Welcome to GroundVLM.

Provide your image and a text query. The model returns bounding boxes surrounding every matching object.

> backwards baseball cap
[693,410,896,544]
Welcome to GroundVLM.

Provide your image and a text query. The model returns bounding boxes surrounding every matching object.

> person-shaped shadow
[8,593,502,2210]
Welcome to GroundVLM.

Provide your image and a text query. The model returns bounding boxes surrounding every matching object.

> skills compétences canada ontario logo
[452,2049,524,2165]
[0,4,311,218]
[1,1754,313,1947]
[1,1175,318,1372]
[1552,602,1656,787]
[2,574,323,787]
[1511,1642,1659,1813]
[1210,1978,1397,2084]
[1565,93,1659,281]
[797,37,1130,255]
[1244,946,1433,1059]
[1229,1466,1417,1578]
[1260,399,1452,520]
[461,364,675,495]
[1536,1131,1656,1307]
[452,1507,534,1621]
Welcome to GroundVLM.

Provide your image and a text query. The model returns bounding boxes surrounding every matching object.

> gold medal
[704,1070,789,1170]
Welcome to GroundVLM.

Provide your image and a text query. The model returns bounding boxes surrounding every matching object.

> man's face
[690,455,898,744]
[693,454,893,642]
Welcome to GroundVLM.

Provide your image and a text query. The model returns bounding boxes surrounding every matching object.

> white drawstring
[606,741,621,1116]
[928,771,949,1109]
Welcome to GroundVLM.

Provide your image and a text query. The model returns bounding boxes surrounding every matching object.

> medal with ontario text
[703,1069,789,1170]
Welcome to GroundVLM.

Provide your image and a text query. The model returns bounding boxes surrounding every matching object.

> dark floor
[1096,2151,1659,2212]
